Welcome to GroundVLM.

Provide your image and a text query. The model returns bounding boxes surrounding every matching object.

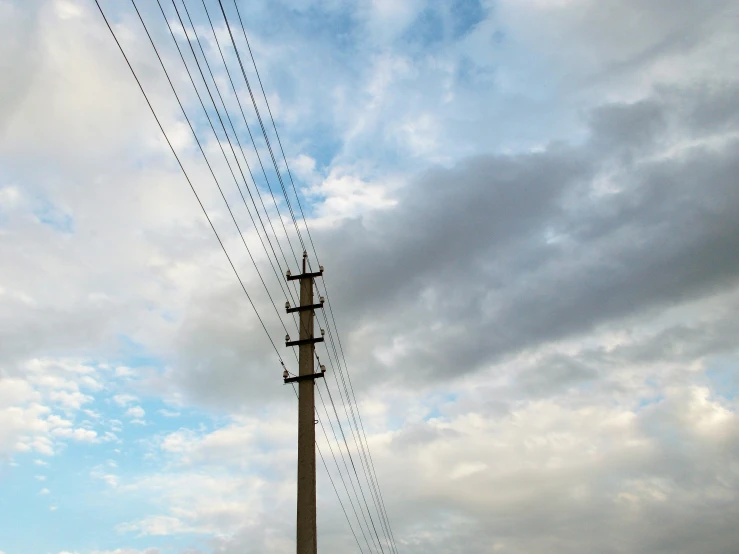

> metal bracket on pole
[286,337,324,348]
[286,301,324,314]
[287,270,323,281]
[284,372,325,384]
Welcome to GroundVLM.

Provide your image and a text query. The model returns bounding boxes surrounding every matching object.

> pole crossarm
[286,337,325,347]
[287,270,323,281]
[287,302,324,313]
[284,372,325,384]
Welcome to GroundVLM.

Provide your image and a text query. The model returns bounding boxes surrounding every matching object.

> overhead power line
[92,0,285,366]
[94,1,398,550]
[223,2,400,550]
[217,0,305,267]
[93,2,363,547]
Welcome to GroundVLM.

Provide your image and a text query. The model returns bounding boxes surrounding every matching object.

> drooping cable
[161,0,301,332]
[197,6,396,536]
[316,395,378,554]
[289,385,367,553]
[316,380,386,553]
[230,0,317,267]
[320,309,398,552]
[188,0,302,293]
[92,0,284,366]
[178,0,297,301]
[224,2,399,548]
[95,4,364,549]
[217,0,306,268]
[153,7,379,546]
[130,0,294,346]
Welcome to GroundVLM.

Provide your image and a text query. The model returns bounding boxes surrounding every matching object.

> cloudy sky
[1,0,739,552]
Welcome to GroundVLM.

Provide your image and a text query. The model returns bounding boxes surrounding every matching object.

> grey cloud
[516,353,598,396]
[166,281,290,409]
[166,81,739,409]
[390,422,461,451]
[370,385,739,554]
[304,82,739,388]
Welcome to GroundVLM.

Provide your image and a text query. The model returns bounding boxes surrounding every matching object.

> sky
[1,0,739,553]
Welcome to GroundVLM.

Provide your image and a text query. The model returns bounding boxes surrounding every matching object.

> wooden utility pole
[284,252,325,554]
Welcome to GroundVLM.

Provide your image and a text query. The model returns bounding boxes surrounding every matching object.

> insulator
[285,334,290,342]
[319,265,324,272]
[320,296,325,303]
[285,301,290,309]
[321,365,326,372]
[303,250,308,258]
[283,369,288,379]
[321,329,325,336]
[286,270,291,277]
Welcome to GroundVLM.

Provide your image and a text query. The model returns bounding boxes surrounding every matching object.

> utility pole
[284,251,326,554]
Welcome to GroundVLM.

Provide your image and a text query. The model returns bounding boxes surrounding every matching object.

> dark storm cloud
[310,83,739,383]
[170,80,739,408]
[167,84,739,416]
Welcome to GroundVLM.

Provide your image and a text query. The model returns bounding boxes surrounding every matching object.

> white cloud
[113,394,138,407]
[310,167,398,219]
[83,409,101,419]
[99,474,118,488]
[0,185,21,208]
[0,356,108,457]
[114,366,136,378]
[117,516,185,537]
[39,488,50,495]
[125,406,145,419]
[52,427,98,443]
[91,549,160,554]
[46,414,73,428]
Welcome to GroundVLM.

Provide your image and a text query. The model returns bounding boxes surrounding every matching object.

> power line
[320,332,396,552]
[317,440,367,554]
[320,309,398,552]
[98,1,397,549]
[130,0,296,350]
[162,4,382,544]
[316,380,383,552]
[225,3,400,550]
[216,0,305,267]
[95,3,366,549]
[180,0,296,302]
[92,0,284,366]
[317,380,387,553]
[159,0,304,331]
[196,0,302,296]
[288,383,368,553]
[230,0,317,267]
[166,6,352,419]
[195,9,393,544]
[152,0,316,379]
[315,392,378,554]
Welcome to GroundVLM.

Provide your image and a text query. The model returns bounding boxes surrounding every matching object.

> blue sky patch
[34,200,73,234]
[450,0,486,39]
